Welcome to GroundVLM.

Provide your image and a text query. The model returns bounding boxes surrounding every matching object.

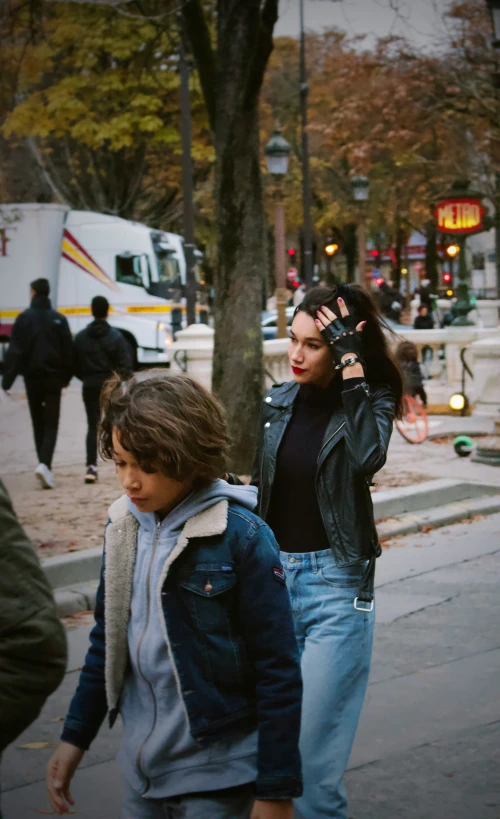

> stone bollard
[470,300,500,329]
[469,336,500,416]
[169,324,214,391]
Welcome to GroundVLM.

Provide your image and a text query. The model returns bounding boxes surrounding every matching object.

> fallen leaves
[62,610,94,629]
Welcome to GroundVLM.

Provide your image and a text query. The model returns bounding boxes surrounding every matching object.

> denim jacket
[61,495,303,800]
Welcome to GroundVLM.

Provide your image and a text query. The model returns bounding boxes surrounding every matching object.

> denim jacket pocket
[178,568,237,627]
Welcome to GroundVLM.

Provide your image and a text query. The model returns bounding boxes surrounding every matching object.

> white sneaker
[35,463,54,489]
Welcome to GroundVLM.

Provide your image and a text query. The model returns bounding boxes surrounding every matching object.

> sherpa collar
[104,494,229,712]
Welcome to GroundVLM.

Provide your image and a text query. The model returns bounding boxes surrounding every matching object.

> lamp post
[351,175,369,288]
[299,0,313,289]
[179,19,197,327]
[485,0,500,299]
[266,128,291,339]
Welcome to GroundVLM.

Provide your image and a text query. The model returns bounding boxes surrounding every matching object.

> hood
[126,478,258,534]
[88,319,110,338]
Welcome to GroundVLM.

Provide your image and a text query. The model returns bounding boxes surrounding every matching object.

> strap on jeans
[354,555,376,612]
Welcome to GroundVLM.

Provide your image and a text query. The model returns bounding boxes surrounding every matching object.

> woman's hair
[296,284,404,416]
[99,370,230,482]
[395,340,419,364]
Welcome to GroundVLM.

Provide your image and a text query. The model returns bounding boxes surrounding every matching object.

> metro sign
[435,198,485,234]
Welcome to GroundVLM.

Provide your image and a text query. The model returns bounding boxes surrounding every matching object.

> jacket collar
[267,381,299,410]
[108,494,229,542]
[31,294,51,309]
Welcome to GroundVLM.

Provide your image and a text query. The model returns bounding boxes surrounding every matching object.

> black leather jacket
[251,379,395,568]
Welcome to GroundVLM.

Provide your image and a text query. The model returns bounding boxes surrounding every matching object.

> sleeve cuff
[341,376,365,391]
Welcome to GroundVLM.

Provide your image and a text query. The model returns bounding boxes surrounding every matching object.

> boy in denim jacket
[46,370,302,819]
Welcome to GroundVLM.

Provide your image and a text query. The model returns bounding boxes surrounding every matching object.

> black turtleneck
[266,376,364,554]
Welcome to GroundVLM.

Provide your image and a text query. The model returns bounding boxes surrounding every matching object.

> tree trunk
[212,107,266,472]
[184,0,277,473]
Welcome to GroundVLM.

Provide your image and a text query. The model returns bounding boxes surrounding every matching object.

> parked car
[261,307,295,340]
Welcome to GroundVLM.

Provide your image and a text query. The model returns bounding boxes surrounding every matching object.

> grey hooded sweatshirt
[117,480,259,799]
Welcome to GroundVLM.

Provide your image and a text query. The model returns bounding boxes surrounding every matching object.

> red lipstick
[292,366,305,374]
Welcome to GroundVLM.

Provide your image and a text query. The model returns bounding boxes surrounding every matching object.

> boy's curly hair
[99,370,230,482]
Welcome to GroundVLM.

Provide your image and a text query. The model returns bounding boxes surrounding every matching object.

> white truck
[0,203,202,364]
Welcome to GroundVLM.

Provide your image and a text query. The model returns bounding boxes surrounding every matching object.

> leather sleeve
[341,382,395,476]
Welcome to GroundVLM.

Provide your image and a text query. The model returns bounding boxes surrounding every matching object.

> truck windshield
[155,246,181,286]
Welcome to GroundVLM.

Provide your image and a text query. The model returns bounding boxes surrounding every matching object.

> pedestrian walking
[0,479,67,817]
[74,296,133,483]
[251,284,403,819]
[413,305,435,379]
[1,278,74,489]
[395,341,428,407]
[46,371,302,819]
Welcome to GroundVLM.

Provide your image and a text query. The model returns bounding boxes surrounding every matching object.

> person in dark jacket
[1,278,74,490]
[0,479,67,809]
[74,296,133,483]
[251,284,403,819]
[413,304,435,330]
[395,341,427,406]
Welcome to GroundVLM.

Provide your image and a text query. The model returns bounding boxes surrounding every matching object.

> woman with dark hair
[252,284,403,819]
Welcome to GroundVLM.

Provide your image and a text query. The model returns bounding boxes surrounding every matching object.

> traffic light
[371,250,380,259]
[443,272,452,284]
[446,244,460,258]
[287,248,296,262]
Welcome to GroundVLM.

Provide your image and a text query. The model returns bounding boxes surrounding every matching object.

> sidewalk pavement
[2,378,500,487]
[2,512,499,819]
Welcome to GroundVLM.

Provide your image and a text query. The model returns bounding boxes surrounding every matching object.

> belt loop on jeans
[354,556,375,612]
[310,551,318,574]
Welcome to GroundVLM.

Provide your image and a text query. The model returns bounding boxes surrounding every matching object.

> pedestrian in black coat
[74,296,133,482]
[1,278,74,489]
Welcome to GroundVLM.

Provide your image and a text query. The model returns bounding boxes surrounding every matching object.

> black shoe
[85,466,98,484]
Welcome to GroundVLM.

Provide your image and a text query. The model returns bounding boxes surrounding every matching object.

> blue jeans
[280,549,375,819]
[121,780,255,818]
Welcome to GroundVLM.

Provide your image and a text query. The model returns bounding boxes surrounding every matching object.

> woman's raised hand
[315,297,366,366]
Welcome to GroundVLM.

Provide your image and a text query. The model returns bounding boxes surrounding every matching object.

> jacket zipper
[135,519,161,794]
[318,421,345,461]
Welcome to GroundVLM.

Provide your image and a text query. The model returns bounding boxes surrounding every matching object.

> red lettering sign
[435,198,485,234]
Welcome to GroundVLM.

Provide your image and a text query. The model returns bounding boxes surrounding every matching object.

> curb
[55,581,98,617]
[377,494,500,541]
[46,482,500,616]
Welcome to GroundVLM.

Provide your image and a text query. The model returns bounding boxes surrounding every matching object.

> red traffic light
[376,277,384,286]
[443,272,452,284]
[371,250,379,258]
[287,248,296,257]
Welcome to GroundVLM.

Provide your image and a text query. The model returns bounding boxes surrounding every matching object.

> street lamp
[324,240,339,284]
[351,175,369,288]
[266,127,291,339]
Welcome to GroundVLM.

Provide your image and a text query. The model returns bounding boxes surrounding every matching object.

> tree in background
[1,0,213,226]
